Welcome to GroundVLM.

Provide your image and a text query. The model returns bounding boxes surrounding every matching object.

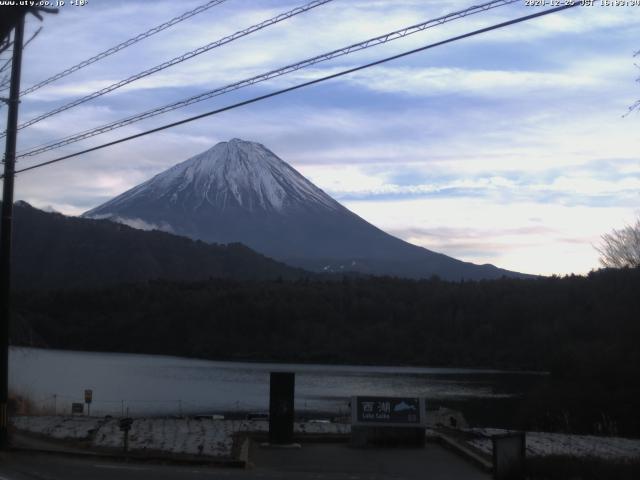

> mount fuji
[84,138,525,280]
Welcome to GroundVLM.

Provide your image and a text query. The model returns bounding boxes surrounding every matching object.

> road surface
[0,443,490,479]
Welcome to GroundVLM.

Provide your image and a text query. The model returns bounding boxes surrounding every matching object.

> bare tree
[597,218,640,268]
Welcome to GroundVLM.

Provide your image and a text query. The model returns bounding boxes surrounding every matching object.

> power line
[0,56,11,77]
[0,54,14,91]
[1,0,334,138]
[9,4,580,178]
[0,41,11,56]
[0,28,41,105]
[17,0,521,159]
[11,0,230,97]
[22,26,42,50]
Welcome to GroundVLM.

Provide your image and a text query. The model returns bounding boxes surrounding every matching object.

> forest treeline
[12,267,639,373]
[11,267,640,435]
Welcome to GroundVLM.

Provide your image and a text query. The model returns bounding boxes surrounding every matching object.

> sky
[1,0,638,276]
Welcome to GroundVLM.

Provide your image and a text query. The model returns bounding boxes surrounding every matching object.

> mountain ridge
[8,201,306,291]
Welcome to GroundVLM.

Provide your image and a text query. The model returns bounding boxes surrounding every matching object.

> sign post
[119,417,133,453]
[350,396,426,447]
[84,389,92,416]
[71,403,84,415]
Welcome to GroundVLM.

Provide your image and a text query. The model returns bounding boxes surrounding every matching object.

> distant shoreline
[9,346,548,375]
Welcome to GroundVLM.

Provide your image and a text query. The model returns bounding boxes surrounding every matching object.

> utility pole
[0,13,25,449]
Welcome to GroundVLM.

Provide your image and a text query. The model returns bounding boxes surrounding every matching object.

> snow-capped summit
[91,138,339,215]
[85,139,524,280]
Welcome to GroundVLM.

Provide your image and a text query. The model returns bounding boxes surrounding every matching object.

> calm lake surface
[9,347,543,417]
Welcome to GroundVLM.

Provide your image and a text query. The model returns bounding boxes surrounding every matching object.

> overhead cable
[17,0,521,158]
[14,0,231,97]
[2,0,334,138]
[9,4,580,177]
[0,28,41,78]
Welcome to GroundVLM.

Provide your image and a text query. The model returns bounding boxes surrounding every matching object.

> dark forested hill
[6,202,306,290]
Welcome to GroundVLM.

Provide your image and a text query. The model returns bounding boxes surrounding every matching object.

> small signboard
[119,417,133,432]
[71,402,84,414]
[352,396,425,427]
[119,417,134,453]
[84,389,93,404]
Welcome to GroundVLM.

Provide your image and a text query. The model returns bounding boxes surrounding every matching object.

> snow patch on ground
[12,416,349,458]
[13,416,638,461]
[12,415,100,440]
[467,428,640,460]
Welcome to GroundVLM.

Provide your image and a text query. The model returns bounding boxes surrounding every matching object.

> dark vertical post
[119,417,133,453]
[0,14,25,450]
[268,372,295,445]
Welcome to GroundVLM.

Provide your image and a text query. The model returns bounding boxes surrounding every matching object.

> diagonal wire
[8,3,580,178]
[16,0,521,158]
[0,56,12,76]
[1,28,43,109]
[0,28,41,76]
[23,26,43,50]
[11,0,230,97]
[1,0,334,139]
[0,40,12,56]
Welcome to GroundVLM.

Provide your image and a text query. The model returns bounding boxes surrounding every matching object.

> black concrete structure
[268,372,295,445]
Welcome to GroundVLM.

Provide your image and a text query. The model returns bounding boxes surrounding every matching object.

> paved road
[252,442,491,479]
[0,443,490,480]
[0,452,252,480]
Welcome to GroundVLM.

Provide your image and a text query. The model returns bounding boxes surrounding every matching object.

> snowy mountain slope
[85,138,526,280]
[92,139,339,214]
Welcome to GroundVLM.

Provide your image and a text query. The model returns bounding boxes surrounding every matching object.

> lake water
[9,347,542,417]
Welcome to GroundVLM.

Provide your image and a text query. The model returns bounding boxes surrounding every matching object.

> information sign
[352,396,425,427]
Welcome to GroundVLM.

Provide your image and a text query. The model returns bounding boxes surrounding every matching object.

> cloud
[345,197,638,275]
[302,161,640,209]
[87,214,174,234]
[338,66,599,98]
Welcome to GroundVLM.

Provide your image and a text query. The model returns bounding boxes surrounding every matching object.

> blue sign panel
[353,396,422,425]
